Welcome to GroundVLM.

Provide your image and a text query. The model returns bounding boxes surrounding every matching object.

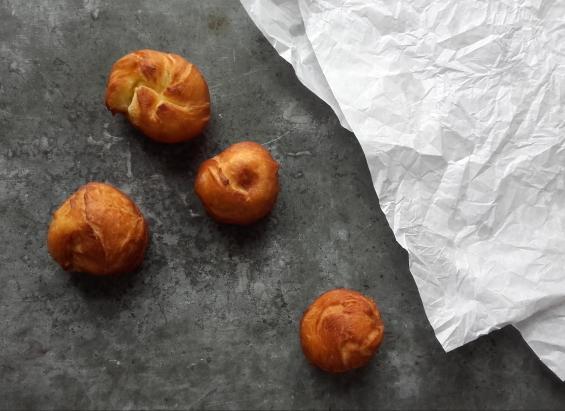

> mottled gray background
[1,1,564,409]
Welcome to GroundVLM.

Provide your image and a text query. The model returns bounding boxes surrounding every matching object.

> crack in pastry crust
[105,49,210,143]
[47,183,149,276]
[300,288,384,373]
[195,142,280,225]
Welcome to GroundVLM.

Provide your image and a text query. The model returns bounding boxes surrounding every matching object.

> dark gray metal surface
[1,1,564,409]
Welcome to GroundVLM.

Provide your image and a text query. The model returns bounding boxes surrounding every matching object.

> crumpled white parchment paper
[241,0,565,380]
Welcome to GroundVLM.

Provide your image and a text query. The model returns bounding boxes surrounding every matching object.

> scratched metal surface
[1,1,564,409]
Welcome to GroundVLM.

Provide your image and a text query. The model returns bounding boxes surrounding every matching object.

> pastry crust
[47,182,149,275]
[195,142,279,225]
[105,49,210,143]
[300,288,384,373]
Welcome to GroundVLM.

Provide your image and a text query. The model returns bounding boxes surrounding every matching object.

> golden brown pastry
[47,182,149,276]
[194,141,279,225]
[300,288,384,373]
[105,49,211,143]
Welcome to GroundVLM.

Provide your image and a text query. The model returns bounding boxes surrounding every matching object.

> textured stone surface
[0,0,564,409]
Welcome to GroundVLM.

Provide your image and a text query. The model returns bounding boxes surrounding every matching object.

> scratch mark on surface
[157,300,168,324]
[263,131,290,146]
[0,108,42,122]
[286,150,312,157]
[240,67,267,78]
[103,130,122,142]
[187,383,217,410]
[125,145,132,178]
[189,209,203,218]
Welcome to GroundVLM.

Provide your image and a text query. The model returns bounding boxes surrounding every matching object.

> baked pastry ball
[195,142,279,225]
[105,49,211,143]
[300,288,384,373]
[47,182,149,276]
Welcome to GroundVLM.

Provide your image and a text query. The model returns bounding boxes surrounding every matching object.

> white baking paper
[239,0,350,129]
[241,0,565,380]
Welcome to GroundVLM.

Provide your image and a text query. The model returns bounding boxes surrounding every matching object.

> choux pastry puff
[47,182,148,276]
[300,288,384,373]
[105,49,211,143]
[195,142,279,225]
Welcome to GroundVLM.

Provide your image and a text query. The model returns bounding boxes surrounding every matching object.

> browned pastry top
[195,141,279,225]
[105,49,210,143]
[47,182,148,275]
[300,288,384,373]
